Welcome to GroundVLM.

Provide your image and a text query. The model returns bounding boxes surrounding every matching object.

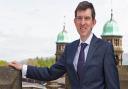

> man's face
[74,8,96,39]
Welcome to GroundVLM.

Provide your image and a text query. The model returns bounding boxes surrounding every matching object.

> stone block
[0,67,22,89]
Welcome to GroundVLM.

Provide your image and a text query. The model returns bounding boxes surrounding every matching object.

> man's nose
[80,18,86,25]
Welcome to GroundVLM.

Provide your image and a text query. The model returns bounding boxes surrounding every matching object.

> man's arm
[9,45,68,81]
[26,52,67,81]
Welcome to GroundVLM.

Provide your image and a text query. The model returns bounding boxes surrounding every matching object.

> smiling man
[9,1,120,89]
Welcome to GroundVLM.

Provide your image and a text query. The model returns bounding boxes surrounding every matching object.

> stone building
[56,23,70,61]
[101,9,123,65]
[56,23,71,89]
[101,9,128,89]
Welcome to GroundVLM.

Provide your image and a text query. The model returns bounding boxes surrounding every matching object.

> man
[9,1,120,89]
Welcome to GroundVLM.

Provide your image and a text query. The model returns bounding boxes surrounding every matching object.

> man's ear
[93,19,96,25]
[92,19,96,26]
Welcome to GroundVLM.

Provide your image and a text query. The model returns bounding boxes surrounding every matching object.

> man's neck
[80,33,92,42]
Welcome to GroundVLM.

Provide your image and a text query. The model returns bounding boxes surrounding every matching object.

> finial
[110,9,113,21]
[63,16,66,32]
[110,0,113,21]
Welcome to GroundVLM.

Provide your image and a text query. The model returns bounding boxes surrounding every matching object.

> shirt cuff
[22,64,27,78]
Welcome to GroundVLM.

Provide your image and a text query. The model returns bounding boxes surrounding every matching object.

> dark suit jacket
[26,34,120,89]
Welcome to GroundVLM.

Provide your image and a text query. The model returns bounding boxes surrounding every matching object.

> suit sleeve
[104,43,120,89]
[26,46,67,81]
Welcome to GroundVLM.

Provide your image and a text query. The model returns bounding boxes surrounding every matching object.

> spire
[62,16,67,33]
[110,0,113,21]
[110,9,113,21]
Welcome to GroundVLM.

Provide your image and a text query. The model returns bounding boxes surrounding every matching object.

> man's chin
[80,34,87,38]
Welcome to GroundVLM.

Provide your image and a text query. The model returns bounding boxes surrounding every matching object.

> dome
[102,10,121,36]
[56,25,70,43]
[102,19,121,36]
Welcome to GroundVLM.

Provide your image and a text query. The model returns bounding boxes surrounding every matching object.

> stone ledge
[0,67,22,89]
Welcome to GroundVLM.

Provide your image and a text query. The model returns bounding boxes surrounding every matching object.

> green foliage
[0,60,7,66]
[26,56,55,68]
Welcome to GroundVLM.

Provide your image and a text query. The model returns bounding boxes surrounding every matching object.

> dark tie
[77,43,88,80]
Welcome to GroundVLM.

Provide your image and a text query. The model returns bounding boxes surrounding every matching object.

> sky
[0,0,128,62]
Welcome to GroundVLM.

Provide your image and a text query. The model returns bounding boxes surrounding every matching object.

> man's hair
[75,1,95,20]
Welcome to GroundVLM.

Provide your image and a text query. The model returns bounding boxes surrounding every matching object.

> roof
[102,10,121,36]
[102,19,121,36]
[56,24,70,43]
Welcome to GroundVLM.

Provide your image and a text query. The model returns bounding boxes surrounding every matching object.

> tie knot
[81,43,88,50]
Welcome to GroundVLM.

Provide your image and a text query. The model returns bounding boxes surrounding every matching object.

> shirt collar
[79,32,93,46]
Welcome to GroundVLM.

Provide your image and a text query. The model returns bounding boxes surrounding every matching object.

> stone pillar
[0,67,22,89]
[65,73,71,89]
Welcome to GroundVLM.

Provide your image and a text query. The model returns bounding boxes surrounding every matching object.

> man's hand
[8,61,23,70]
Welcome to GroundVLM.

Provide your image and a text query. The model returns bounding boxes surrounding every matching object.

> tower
[56,23,70,61]
[56,22,71,89]
[101,9,123,65]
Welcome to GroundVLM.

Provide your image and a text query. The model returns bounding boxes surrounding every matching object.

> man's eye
[85,17,91,20]
[76,17,82,20]
[75,16,91,21]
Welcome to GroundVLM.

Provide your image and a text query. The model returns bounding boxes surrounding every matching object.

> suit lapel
[70,40,79,62]
[84,34,99,70]
[69,40,80,80]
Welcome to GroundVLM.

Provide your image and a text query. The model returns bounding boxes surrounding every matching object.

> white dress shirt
[73,33,93,71]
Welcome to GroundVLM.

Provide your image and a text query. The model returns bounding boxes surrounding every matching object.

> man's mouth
[80,27,86,30]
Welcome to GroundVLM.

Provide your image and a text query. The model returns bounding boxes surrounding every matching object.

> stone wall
[118,65,128,89]
[0,67,22,89]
